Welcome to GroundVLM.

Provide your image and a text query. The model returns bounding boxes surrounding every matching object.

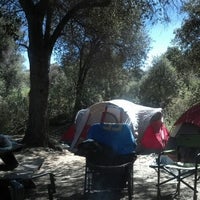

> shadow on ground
[0,147,195,200]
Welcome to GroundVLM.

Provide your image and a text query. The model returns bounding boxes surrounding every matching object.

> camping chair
[150,134,200,200]
[77,123,137,200]
[1,160,56,200]
[84,158,135,199]
[0,137,56,200]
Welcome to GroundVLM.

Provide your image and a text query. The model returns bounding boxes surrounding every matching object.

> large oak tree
[58,3,150,114]
[18,0,111,146]
[1,0,185,147]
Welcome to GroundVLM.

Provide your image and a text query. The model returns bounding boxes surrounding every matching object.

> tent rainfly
[64,99,169,154]
[166,103,200,150]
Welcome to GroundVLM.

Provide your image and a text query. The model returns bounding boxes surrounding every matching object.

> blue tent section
[87,123,136,155]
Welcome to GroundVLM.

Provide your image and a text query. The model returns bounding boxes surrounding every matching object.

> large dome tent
[66,99,169,153]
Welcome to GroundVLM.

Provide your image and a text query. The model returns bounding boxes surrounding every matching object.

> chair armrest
[158,149,176,162]
[195,153,200,164]
[156,149,176,167]
[197,153,200,158]
[160,149,176,155]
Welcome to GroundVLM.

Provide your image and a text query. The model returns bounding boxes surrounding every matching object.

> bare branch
[49,0,111,50]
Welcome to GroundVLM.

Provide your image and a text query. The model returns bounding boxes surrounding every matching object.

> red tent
[169,102,200,138]
[61,124,75,143]
[140,120,169,153]
[61,124,90,144]
[166,103,200,161]
[174,103,200,127]
[65,99,170,154]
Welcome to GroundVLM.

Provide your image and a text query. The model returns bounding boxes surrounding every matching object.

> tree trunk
[73,78,84,114]
[19,0,112,147]
[23,47,50,147]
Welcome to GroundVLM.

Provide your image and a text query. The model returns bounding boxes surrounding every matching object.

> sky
[146,16,183,67]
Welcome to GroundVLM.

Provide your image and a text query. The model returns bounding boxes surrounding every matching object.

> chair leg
[50,173,56,193]
[157,188,161,200]
[128,165,133,200]
[48,173,56,200]
[176,169,181,197]
[193,164,198,200]
[84,165,88,195]
[157,159,161,200]
[131,165,134,195]
[48,185,54,200]
[84,164,92,196]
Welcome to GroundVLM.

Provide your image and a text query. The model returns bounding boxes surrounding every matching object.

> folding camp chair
[84,158,135,200]
[77,123,137,200]
[0,147,56,200]
[150,134,200,200]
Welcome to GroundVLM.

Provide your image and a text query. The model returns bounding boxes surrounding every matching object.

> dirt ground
[1,146,197,200]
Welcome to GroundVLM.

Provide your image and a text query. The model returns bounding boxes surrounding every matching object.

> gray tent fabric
[69,99,167,153]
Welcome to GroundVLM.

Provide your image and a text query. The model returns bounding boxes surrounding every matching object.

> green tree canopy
[0,9,28,133]
[174,0,200,74]
[0,0,186,147]
[58,2,150,112]
[139,56,179,108]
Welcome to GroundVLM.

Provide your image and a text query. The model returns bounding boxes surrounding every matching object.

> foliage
[174,0,200,74]
[57,1,152,112]
[48,64,74,121]
[139,56,179,108]
[0,91,28,134]
[162,0,200,126]
[165,47,189,74]
[0,8,28,134]
[164,50,200,128]
[0,0,195,145]
[164,74,200,129]
[164,0,200,128]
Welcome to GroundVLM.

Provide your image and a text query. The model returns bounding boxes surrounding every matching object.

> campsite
[1,1,200,200]
[64,99,169,154]
[1,100,200,200]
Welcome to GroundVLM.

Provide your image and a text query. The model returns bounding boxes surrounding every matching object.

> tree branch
[49,0,111,50]
[19,0,34,17]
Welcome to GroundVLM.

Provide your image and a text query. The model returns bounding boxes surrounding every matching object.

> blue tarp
[87,123,136,155]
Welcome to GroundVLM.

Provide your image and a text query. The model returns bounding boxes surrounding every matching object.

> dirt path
[1,147,197,200]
